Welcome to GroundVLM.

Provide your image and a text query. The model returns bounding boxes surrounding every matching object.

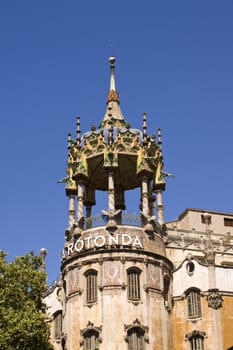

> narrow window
[164,275,170,309]
[53,311,62,339]
[127,268,141,301]
[128,328,144,350]
[86,270,97,303]
[187,290,202,318]
[189,334,204,350]
[84,330,99,350]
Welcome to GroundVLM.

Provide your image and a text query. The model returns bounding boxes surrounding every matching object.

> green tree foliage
[0,251,54,350]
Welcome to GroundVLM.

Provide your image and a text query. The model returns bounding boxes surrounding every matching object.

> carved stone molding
[206,288,223,309]
[124,319,149,344]
[185,330,206,341]
[80,321,102,347]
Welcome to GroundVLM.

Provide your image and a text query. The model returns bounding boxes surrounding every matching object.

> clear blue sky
[0,1,232,282]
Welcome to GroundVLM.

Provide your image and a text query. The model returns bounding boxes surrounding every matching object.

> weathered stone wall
[61,226,173,349]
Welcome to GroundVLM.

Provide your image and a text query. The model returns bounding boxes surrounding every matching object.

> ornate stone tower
[59,57,174,350]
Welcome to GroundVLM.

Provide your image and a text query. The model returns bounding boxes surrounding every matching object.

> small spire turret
[101,57,126,128]
[142,112,147,143]
[40,248,47,272]
[67,133,71,150]
[158,128,163,157]
[76,116,81,146]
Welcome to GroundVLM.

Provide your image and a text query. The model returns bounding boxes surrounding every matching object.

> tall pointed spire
[101,56,126,128]
[109,56,116,91]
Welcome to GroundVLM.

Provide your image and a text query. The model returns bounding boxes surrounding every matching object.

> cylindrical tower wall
[61,226,173,350]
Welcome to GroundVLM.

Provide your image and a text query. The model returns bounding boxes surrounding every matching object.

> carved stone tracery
[206,288,223,309]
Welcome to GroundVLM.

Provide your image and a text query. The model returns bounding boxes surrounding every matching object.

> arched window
[189,336,204,350]
[186,331,205,350]
[80,322,101,350]
[127,328,144,350]
[53,311,62,339]
[84,330,99,350]
[127,268,141,301]
[186,289,202,318]
[85,269,98,303]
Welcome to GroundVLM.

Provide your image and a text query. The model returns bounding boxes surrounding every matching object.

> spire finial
[106,56,120,103]
[109,56,116,91]
[67,133,71,150]
[158,128,163,157]
[142,112,147,143]
[76,115,81,146]
[101,56,125,126]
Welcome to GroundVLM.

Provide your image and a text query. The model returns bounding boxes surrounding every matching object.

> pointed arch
[125,319,149,350]
[80,321,102,350]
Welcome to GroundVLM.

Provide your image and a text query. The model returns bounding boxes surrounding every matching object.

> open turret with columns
[61,57,168,242]
[54,57,174,350]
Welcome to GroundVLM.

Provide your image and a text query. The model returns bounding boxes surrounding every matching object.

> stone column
[141,174,149,217]
[40,248,47,273]
[108,169,115,213]
[77,181,85,228]
[203,213,223,350]
[84,184,96,229]
[115,184,125,224]
[85,205,92,228]
[156,190,164,226]
[68,195,75,229]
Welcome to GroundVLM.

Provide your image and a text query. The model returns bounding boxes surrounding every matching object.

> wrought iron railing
[84,212,142,229]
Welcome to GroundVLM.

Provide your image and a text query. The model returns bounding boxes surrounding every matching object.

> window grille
[84,331,99,350]
[53,311,62,339]
[86,270,97,303]
[128,328,144,350]
[189,334,204,350]
[187,290,202,318]
[224,217,233,227]
[127,268,140,301]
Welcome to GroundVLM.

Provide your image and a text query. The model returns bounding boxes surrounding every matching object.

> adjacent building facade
[44,58,233,350]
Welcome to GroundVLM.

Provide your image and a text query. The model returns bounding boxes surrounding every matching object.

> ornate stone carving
[206,289,223,309]
[124,319,149,344]
[103,260,121,286]
[107,89,120,103]
[80,321,102,347]
[67,269,83,296]
[185,330,206,341]
[147,264,161,290]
